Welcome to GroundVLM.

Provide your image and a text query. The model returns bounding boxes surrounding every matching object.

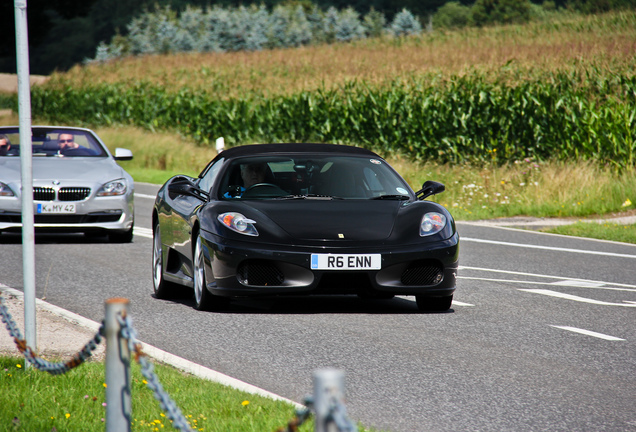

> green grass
[0,356,315,432]
[540,221,636,244]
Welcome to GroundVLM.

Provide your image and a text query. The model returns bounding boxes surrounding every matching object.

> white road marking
[450,300,475,307]
[550,280,606,288]
[397,296,473,306]
[550,325,625,341]
[134,193,156,200]
[461,237,636,259]
[133,227,153,239]
[458,276,636,293]
[459,266,636,291]
[519,289,636,307]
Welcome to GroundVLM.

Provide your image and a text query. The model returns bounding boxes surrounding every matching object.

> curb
[0,285,302,408]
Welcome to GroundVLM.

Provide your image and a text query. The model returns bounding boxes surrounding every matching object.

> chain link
[328,396,358,432]
[2,292,359,431]
[277,397,313,432]
[0,293,104,375]
[117,313,194,432]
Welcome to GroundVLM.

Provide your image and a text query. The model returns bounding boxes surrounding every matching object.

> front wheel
[193,234,227,311]
[415,295,453,312]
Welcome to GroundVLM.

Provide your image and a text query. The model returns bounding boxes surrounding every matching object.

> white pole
[14,0,37,367]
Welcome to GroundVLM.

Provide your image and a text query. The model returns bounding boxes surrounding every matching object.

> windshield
[0,128,108,157]
[219,154,412,200]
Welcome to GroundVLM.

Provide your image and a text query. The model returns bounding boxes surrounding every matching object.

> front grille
[59,187,91,201]
[237,261,284,286]
[33,187,55,201]
[401,261,444,286]
[32,187,91,201]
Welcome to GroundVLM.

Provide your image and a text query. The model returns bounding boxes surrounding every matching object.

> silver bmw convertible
[0,126,135,242]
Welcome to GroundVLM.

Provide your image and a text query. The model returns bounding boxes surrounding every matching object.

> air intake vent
[59,187,91,201]
[401,261,444,286]
[237,261,284,286]
[33,187,55,201]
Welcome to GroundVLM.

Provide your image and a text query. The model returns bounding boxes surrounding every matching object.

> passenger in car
[0,134,12,156]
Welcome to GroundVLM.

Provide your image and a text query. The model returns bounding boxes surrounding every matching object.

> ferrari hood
[0,157,125,184]
[248,200,402,241]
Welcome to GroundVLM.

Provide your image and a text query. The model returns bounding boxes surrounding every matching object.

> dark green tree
[472,0,533,26]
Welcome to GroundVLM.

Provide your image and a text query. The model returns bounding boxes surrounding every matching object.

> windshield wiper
[371,194,410,200]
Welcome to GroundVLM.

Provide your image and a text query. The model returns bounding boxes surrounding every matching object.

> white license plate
[36,203,76,214]
[311,254,381,270]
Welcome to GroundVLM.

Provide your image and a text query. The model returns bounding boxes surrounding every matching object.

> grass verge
[0,356,316,432]
[540,221,636,244]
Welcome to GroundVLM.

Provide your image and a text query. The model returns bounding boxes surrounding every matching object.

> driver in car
[224,162,267,198]
[58,133,79,151]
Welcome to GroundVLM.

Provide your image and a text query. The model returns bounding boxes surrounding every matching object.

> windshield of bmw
[0,128,108,157]
[219,155,413,200]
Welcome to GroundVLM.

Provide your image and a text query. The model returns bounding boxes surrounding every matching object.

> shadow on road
[153,291,455,315]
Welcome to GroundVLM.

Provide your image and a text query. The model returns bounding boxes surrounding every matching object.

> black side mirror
[415,181,445,200]
[168,176,209,201]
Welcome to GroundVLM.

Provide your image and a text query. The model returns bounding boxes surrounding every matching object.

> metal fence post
[105,298,132,432]
[313,368,345,432]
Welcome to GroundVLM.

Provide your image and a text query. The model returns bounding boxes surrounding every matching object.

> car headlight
[97,179,127,196]
[218,212,258,236]
[0,182,15,197]
[420,212,446,236]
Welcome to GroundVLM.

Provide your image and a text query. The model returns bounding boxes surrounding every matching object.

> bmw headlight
[0,182,15,197]
[420,212,446,236]
[218,212,258,236]
[97,179,127,196]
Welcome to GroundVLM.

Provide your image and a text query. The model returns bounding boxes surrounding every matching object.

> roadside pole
[14,0,37,367]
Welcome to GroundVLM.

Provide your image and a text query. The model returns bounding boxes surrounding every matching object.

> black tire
[415,295,453,312]
[193,234,228,311]
[152,220,175,299]
[109,223,134,243]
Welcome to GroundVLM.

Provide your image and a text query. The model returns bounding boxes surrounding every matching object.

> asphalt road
[1,182,635,432]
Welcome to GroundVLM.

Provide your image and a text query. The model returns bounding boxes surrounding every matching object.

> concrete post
[314,368,346,432]
[105,298,132,432]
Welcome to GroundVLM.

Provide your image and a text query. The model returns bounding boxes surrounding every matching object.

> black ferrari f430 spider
[152,143,459,311]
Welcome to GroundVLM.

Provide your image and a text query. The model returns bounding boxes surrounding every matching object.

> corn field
[25,67,635,169]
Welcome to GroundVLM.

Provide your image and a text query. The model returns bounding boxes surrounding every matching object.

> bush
[433,2,473,29]
[472,0,533,26]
